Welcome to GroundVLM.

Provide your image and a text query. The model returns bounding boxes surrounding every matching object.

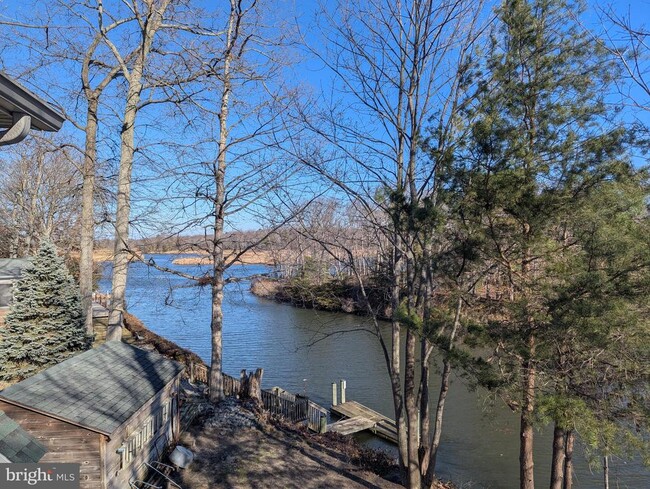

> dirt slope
[172,399,404,489]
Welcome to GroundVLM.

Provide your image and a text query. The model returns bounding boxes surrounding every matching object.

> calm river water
[99,255,648,488]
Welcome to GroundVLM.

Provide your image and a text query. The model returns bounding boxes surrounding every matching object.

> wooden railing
[190,362,208,383]
[223,372,241,397]
[261,390,308,421]
[189,362,241,396]
[188,361,328,431]
[307,400,328,433]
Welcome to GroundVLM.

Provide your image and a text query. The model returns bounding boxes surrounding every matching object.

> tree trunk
[25,154,44,254]
[107,1,169,340]
[208,0,235,402]
[425,296,462,487]
[550,424,566,489]
[389,247,408,482]
[520,335,536,489]
[208,259,225,402]
[419,243,435,480]
[80,97,98,335]
[107,78,141,341]
[390,323,408,483]
[563,430,574,489]
[423,357,452,482]
[248,368,263,402]
[239,369,248,397]
[238,369,263,401]
[603,455,609,489]
[405,328,421,489]
[419,338,431,474]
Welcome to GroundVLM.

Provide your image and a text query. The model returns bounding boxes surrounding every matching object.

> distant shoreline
[92,249,275,266]
[172,250,274,266]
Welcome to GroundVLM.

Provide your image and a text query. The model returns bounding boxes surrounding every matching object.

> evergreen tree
[0,240,92,381]
[459,1,635,488]
[538,173,650,489]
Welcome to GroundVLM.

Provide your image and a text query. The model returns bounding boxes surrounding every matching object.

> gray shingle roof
[0,409,47,462]
[0,342,184,435]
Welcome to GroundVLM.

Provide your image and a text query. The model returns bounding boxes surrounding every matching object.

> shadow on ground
[171,399,403,489]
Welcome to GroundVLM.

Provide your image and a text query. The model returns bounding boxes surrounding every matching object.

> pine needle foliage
[0,240,92,381]
[455,0,648,484]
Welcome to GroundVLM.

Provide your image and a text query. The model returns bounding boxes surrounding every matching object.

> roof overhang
[0,72,65,145]
[0,396,112,437]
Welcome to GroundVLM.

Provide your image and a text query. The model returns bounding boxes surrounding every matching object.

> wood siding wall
[104,375,181,489]
[0,400,102,489]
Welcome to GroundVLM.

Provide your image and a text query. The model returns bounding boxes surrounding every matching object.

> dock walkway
[329,400,398,444]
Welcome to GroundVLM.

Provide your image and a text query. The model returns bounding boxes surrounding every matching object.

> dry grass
[249,277,281,297]
[90,248,115,263]
[172,249,274,266]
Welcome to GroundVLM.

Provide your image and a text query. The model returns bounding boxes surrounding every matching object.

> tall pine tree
[0,240,92,381]
[538,173,650,489]
[460,1,633,488]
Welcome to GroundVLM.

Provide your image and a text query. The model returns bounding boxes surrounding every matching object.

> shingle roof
[0,342,184,436]
[0,409,47,463]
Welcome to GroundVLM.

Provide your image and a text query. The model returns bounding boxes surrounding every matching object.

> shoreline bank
[250,276,392,320]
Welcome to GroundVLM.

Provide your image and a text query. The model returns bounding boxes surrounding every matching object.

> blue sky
[1,0,649,236]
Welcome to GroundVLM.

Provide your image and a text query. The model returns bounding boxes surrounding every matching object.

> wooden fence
[223,373,241,397]
[261,390,308,421]
[306,400,328,432]
[189,361,328,432]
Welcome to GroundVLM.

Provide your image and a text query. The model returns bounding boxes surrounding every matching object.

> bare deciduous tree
[121,0,306,401]
[299,1,486,486]
[0,0,145,333]
[0,137,81,257]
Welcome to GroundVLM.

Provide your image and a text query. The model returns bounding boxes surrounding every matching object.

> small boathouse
[0,342,184,488]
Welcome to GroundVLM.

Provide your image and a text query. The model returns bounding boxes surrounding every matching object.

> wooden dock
[329,400,398,444]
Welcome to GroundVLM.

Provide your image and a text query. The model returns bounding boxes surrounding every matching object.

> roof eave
[0,73,65,132]
[0,396,112,437]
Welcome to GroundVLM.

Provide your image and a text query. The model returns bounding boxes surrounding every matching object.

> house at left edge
[1,71,65,309]
[0,259,30,309]
[0,342,185,488]
[0,74,185,487]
